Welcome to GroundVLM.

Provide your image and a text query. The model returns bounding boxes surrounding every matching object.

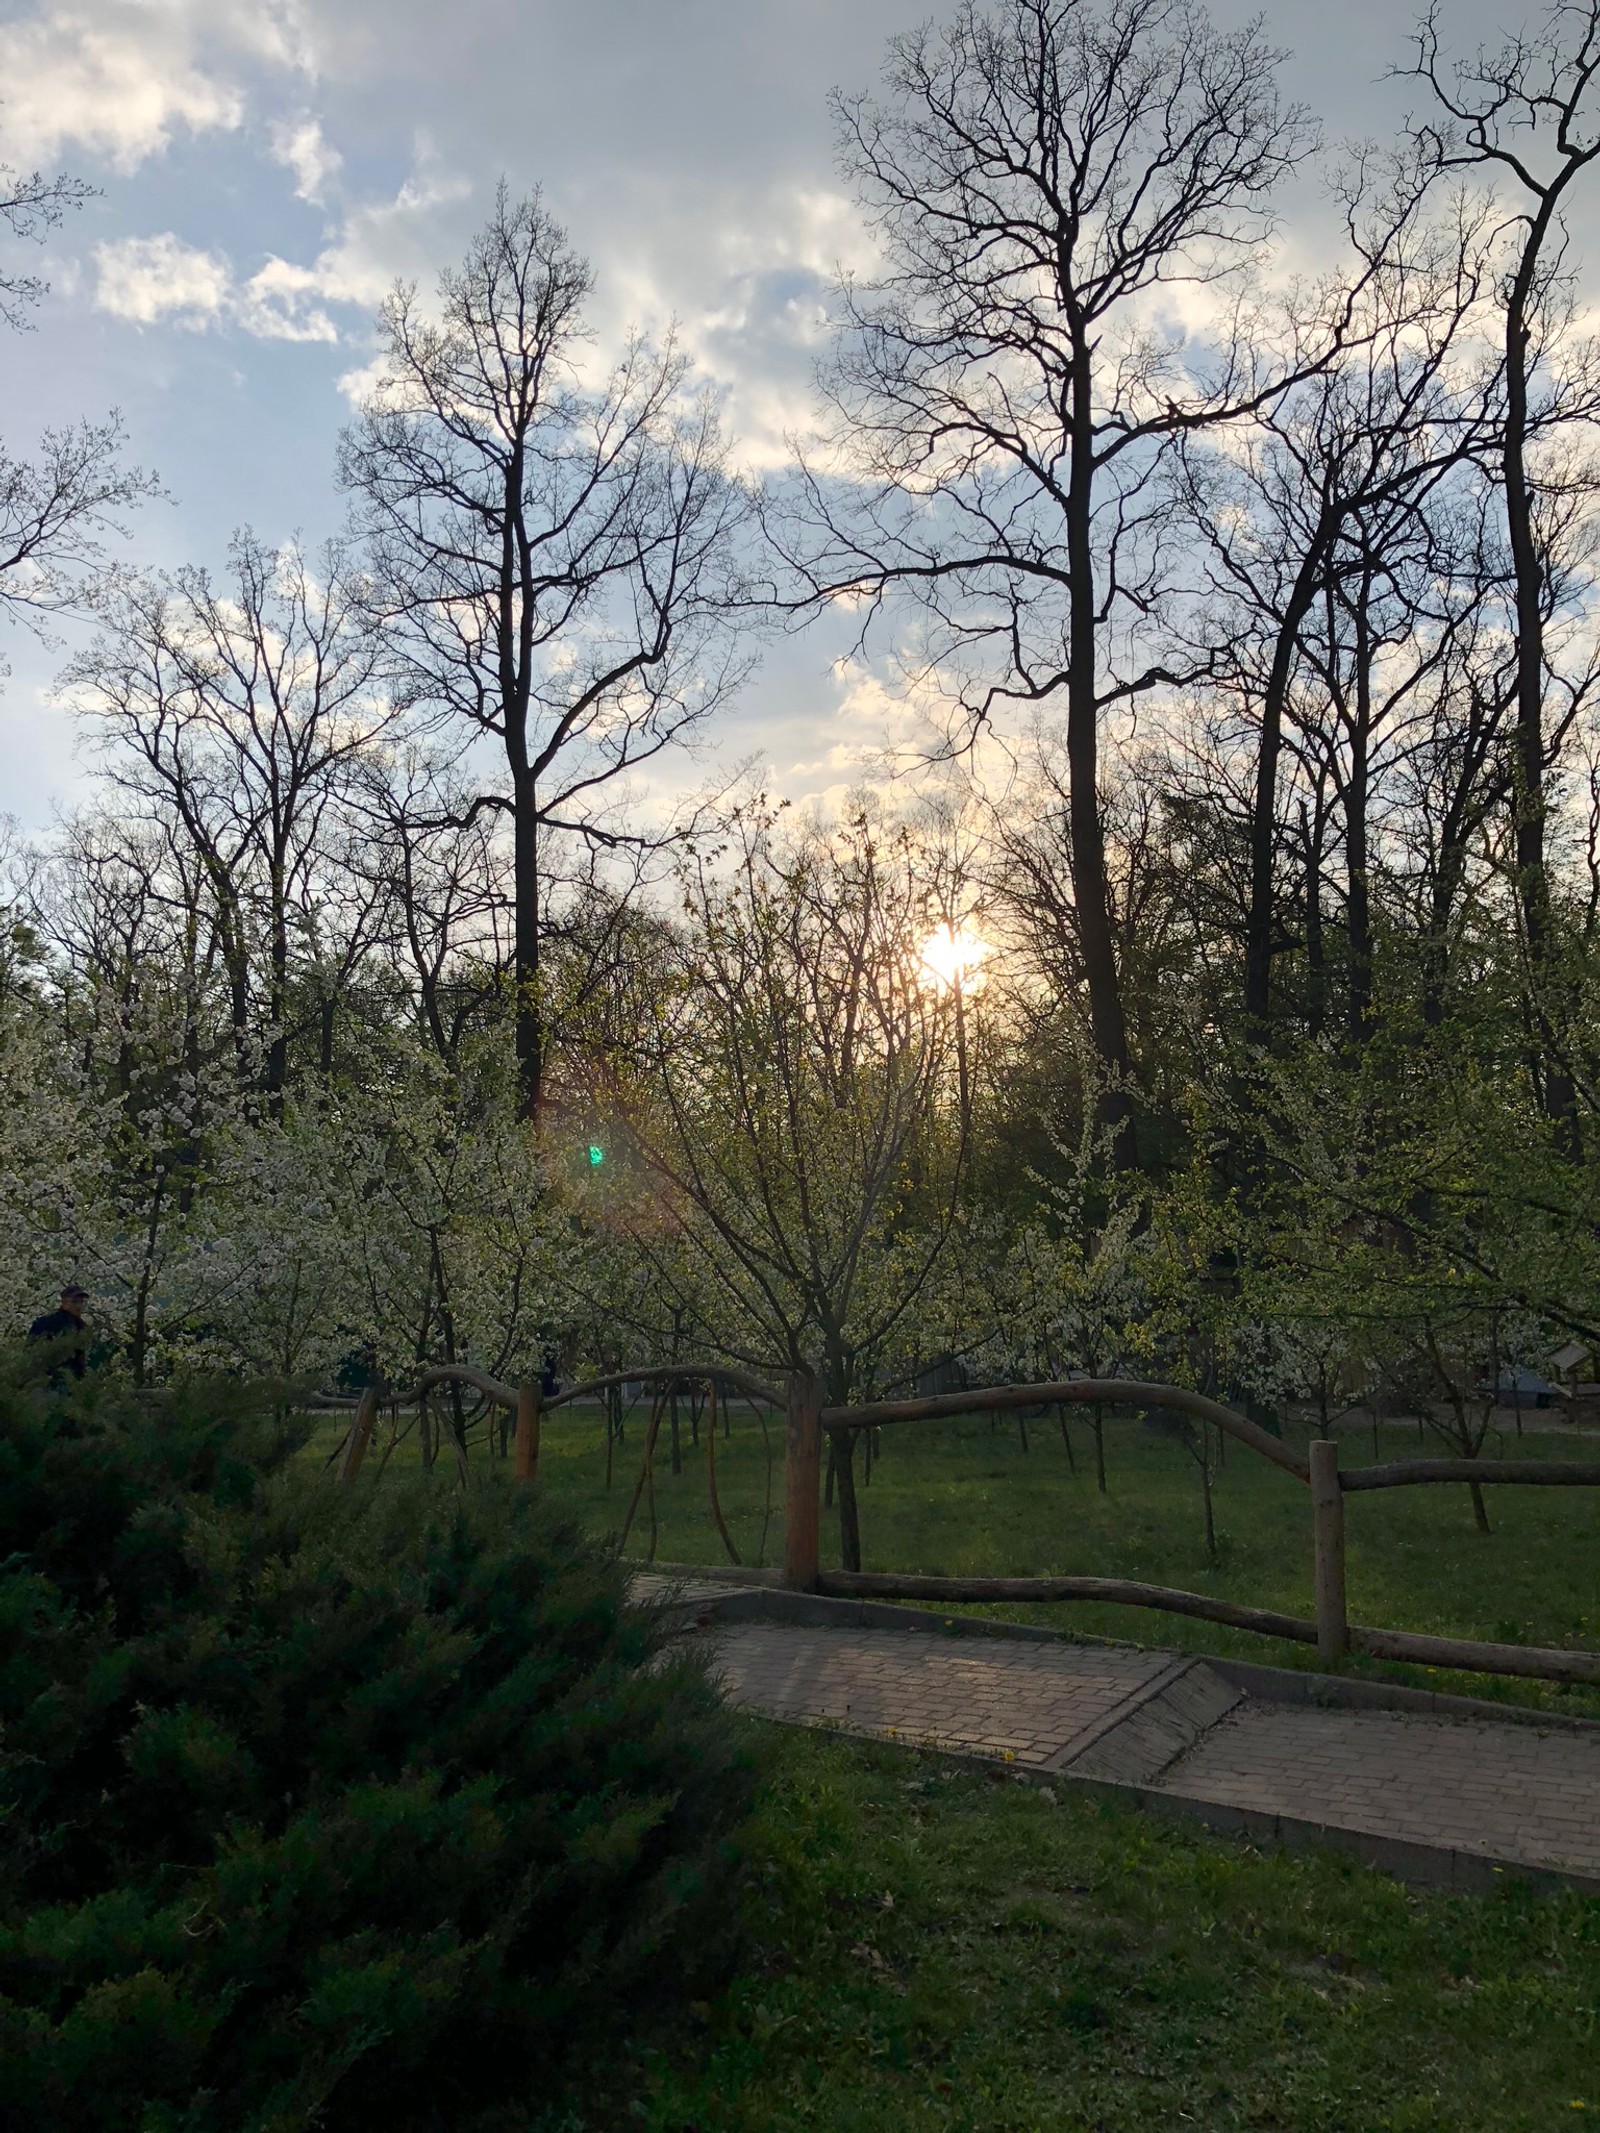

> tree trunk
[1245,547,1326,1031]
[512,766,542,1123]
[1057,1407,1076,1472]
[1301,798,1327,1040]
[1346,604,1373,1047]
[1065,331,1133,1153]
[1505,262,1579,1147]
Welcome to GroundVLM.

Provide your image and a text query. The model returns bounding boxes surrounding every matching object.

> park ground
[309,1399,1600,2124]
[548,1721,1600,2132]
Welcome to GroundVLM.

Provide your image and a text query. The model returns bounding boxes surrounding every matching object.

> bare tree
[340,185,749,1122]
[1178,195,1495,1032]
[767,0,1383,1153]
[64,534,397,1098]
[1409,2,1600,1137]
[359,746,512,1068]
[0,152,155,654]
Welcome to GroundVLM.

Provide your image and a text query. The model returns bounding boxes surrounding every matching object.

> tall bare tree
[1179,197,1494,1032]
[340,185,749,1122]
[1409,2,1600,1136]
[0,154,155,661]
[769,0,1379,1152]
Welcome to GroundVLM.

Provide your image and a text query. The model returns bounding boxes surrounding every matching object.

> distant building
[1549,1339,1594,1385]
[1494,1364,1567,1408]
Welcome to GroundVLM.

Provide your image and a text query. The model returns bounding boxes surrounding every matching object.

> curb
[646,1574,1600,1738]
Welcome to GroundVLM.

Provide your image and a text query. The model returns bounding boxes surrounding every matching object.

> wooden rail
[816,1570,1319,1643]
[784,1369,1600,1688]
[1340,1457,1600,1491]
[821,1378,1310,1482]
[545,1364,783,1412]
[812,1572,1600,1685]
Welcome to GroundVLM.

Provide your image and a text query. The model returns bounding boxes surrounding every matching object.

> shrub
[0,1369,755,2130]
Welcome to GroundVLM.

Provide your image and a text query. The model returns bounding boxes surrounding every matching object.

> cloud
[269,114,342,204]
[93,232,337,340]
[0,0,321,173]
[307,142,474,311]
[92,231,232,327]
[0,6,241,172]
[90,138,473,351]
[235,255,338,342]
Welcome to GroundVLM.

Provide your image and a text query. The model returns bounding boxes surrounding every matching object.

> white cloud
[90,142,472,352]
[235,255,338,342]
[0,6,241,171]
[308,141,474,310]
[269,114,342,204]
[93,233,336,341]
[0,0,322,173]
[93,231,231,327]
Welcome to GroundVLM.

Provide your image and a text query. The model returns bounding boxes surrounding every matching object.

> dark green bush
[0,1369,755,2130]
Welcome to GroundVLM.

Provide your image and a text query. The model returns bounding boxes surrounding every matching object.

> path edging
[647,1572,1600,1739]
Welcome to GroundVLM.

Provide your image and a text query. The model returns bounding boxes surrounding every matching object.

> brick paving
[709,1621,1183,1769]
[707,1619,1600,1882]
[1166,1703,1600,1878]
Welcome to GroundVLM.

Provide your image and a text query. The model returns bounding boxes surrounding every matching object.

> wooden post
[784,1368,821,1592]
[337,1385,378,1484]
[1308,1437,1348,1663]
[514,1384,541,1482]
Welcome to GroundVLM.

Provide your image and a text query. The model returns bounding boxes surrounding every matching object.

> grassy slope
[568,1723,1600,2132]
[525,1400,1600,1716]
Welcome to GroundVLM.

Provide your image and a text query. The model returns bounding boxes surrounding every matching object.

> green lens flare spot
[588,1144,605,1166]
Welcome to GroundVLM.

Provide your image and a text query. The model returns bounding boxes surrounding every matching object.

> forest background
[6,0,1600,1557]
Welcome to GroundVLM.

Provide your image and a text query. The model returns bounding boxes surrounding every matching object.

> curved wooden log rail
[819,1377,1311,1480]
[321,1363,1600,1689]
[786,1373,1600,1688]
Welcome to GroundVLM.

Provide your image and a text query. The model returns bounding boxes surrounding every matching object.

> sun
[919,923,991,991]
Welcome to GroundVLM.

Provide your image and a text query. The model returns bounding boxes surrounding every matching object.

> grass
[554,1721,1600,2132]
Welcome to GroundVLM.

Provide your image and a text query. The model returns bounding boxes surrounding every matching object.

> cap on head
[61,1285,88,1301]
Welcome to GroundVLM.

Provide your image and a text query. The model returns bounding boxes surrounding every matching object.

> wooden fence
[325,1363,1600,1689]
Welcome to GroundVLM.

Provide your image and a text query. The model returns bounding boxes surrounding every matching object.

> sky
[0,0,1570,833]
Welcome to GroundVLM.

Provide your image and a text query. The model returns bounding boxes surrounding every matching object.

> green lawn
[526,1397,1600,1717]
[552,1722,1600,2132]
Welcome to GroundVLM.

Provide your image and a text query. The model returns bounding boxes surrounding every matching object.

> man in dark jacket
[28,1285,89,1379]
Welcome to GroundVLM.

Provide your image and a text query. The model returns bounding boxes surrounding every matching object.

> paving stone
[1163,1704,1600,1877]
[1070,1662,1244,1784]
[703,1619,1600,1881]
[710,1621,1174,1767]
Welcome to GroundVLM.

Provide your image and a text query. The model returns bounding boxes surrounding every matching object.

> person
[28,1284,89,1380]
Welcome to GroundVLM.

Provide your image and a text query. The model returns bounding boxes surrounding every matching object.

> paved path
[705,1618,1600,1887]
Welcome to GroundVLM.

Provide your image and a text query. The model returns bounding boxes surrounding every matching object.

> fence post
[784,1369,821,1592]
[1309,1437,1348,1663]
[337,1385,378,1484]
[515,1384,541,1482]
